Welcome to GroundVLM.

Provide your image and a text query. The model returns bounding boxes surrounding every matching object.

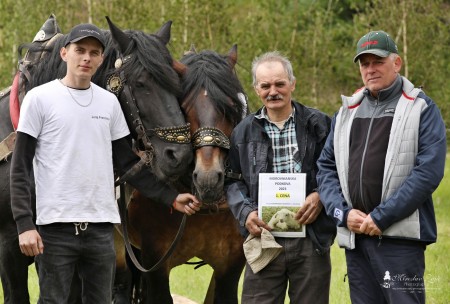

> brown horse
[122,46,248,303]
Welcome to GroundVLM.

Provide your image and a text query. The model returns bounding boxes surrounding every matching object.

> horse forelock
[181,50,245,127]
[117,30,182,97]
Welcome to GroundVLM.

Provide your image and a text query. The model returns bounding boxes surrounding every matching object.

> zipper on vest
[359,100,378,212]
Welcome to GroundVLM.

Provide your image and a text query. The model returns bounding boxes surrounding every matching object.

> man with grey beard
[226,51,336,303]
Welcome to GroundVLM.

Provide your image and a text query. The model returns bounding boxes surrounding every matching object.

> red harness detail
[10,71,20,130]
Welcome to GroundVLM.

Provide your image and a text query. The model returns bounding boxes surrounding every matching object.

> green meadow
[2,155,449,303]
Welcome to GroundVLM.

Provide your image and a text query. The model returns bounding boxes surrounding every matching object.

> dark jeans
[242,237,331,304]
[346,236,426,304]
[36,222,116,304]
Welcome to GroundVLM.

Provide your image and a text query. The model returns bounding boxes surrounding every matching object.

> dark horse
[122,45,247,303]
[0,15,192,303]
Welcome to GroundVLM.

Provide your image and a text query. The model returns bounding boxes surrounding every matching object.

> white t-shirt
[18,79,130,224]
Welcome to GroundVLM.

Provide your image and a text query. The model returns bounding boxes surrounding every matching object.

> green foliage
[1,0,448,124]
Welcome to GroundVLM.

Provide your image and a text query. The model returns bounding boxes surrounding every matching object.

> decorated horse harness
[107,54,191,175]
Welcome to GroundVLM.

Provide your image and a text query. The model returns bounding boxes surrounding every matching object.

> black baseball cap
[64,23,106,50]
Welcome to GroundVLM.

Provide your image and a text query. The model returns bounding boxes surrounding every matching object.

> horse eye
[135,81,145,89]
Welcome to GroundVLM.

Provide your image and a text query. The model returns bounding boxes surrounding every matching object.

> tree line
[0,0,449,125]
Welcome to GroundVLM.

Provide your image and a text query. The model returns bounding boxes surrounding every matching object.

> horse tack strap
[9,32,65,132]
[225,170,243,181]
[10,72,21,130]
[192,127,230,150]
[107,55,191,146]
[118,183,187,272]
[114,157,148,187]
[0,132,16,161]
[150,124,191,144]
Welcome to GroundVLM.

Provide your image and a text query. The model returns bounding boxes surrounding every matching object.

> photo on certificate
[258,173,306,238]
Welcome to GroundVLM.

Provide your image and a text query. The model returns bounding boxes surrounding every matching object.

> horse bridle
[109,55,232,271]
[108,54,193,273]
[190,124,231,212]
[191,126,230,150]
[107,54,191,169]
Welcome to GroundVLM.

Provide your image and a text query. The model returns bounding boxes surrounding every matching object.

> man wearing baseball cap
[317,30,446,303]
[11,22,201,303]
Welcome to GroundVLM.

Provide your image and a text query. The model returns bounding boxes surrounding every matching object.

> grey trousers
[242,237,331,304]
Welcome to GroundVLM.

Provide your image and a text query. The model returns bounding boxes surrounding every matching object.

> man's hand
[172,193,202,215]
[19,230,44,256]
[245,210,271,237]
[347,209,368,234]
[359,214,382,236]
[295,192,323,225]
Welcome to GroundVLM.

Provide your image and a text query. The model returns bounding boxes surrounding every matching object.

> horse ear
[227,44,238,69]
[106,16,131,54]
[155,21,172,45]
[183,44,197,56]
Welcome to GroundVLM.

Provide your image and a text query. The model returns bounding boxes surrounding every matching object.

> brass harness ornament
[107,55,191,147]
[155,125,191,144]
[192,127,230,150]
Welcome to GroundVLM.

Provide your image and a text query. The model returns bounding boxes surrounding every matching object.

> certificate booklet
[258,173,306,237]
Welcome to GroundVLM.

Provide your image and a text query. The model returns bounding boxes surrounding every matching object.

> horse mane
[23,29,182,97]
[96,30,182,97]
[180,50,246,127]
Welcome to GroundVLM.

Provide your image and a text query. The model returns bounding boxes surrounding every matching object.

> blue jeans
[346,236,426,304]
[36,222,116,304]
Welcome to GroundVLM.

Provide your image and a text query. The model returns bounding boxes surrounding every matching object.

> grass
[2,155,450,303]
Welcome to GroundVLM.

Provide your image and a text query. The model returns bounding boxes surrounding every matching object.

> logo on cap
[361,41,378,47]
[79,29,101,36]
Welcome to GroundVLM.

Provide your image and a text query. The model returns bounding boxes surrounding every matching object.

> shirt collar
[256,105,296,123]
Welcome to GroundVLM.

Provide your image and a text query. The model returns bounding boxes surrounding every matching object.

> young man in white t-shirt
[10,23,201,303]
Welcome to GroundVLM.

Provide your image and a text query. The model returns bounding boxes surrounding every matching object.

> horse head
[180,45,247,205]
[102,17,193,182]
